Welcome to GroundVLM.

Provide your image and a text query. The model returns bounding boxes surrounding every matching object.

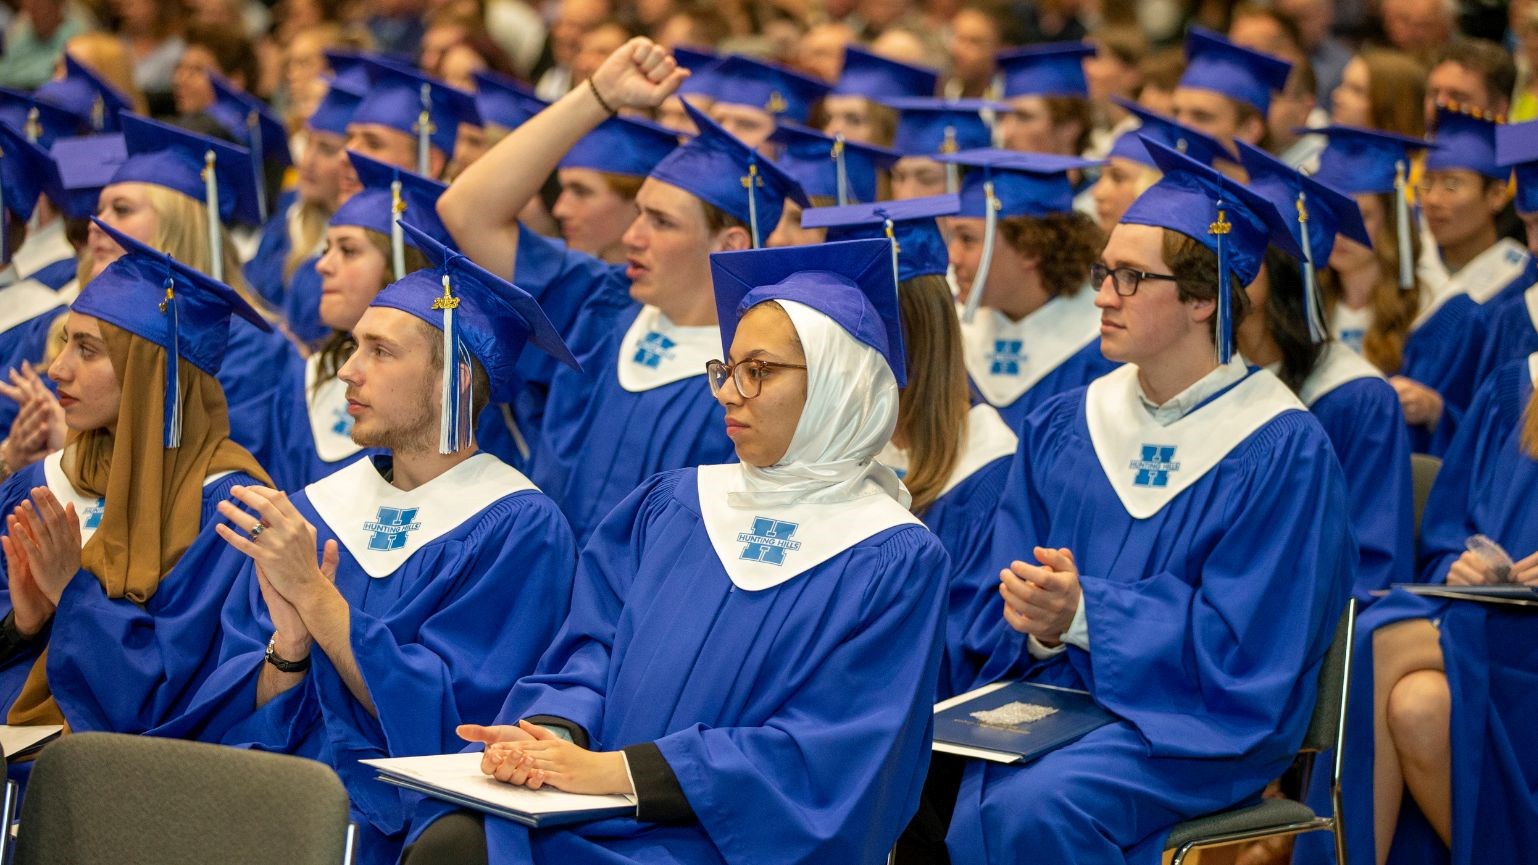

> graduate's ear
[1185,293,1217,324]
[715,224,753,253]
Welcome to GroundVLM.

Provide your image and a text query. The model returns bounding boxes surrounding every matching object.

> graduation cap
[0,87,88,147]
[1311,124,1431,291]
[1120,138,1303,363]
[1497,119,1538,215]
[1106,96,1235,168]
[50,133,128,219]
[710,238,906,385]
[802,193,959,283]
[375,220,580,453]
[672,46,721,74]
[1425,105,1506,180]
[34,55,132,133]
[674,49,723,101]
[331,151,450,281]
[115,112,263,268]
[324,49,416,95]
[769,122,899,206]
[559,115,682,178]
[305,79,365,136]
[471,69,547,131]
[997,42,1095,99]
[935,148,1097,322]
[649,101,809,249]
[686,55,831,124]
[348,60,481,175]
[206,74,291,223]
[834,46,938,100]
[0,121,62,263]
[1236,140,1371,342]
[885,97,998,157]
[79,217,272,446]
[1178,26,1293,115]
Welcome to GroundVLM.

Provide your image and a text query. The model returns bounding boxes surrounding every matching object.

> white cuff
[1061,597,1090,651]
[1026,635,1067,659]
[619,751,639,802]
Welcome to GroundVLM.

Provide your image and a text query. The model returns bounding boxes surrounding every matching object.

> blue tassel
[832,135,849,207]
[432,273,469,453]
[159,275,182,448]
[1296,191,1326,343]
[248,110,267,223]
[1211,200,1233,364]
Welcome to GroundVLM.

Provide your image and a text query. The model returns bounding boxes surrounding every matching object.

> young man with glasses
[942,139,1354,864]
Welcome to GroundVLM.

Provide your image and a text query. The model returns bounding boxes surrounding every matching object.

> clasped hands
[1449,548,1538,586]
[1,488,83,636]
[1000,546,1082,647]
[0,363,66,476]
[458,720,634,797]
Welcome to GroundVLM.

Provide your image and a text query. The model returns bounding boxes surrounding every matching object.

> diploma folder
[0,724,62,761]
[932,681,1115,763]
[363,752,638,827]
[1375,584,1538,607]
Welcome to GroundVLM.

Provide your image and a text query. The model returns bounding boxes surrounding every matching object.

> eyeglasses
[1090,262,1180,297]
[705,358,807,399]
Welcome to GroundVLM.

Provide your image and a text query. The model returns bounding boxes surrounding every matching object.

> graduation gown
[1295,342,1415,600]
[9,218,77,290]
[281,255,330,344]
[0,452,266,733]
[243,189,303,307]
[249,352,383,492]
[958,288,1120,432]
[409,466,949,864]
[1297,353,1538,865]
[1473,283,1538,383]
[152,453,577,865]
[0,278,68,435]
[947,363,1355,864]
[1401,288,1483,456]
[217,317,306,475]
[532,298,734,545]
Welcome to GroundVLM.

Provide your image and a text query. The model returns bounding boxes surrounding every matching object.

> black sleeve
[622,742,695,823]
[523,714,590,750]
[0,611,46,664]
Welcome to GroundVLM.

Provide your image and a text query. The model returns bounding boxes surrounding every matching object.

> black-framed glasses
[1090,262,1180,297]
[705,358,808,399]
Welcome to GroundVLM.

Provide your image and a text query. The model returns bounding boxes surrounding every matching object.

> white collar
[304,453,538,578]
[1524,282,1538,334]
[1086,363,1304,519]
[304,353,366,464]
[41,451,235,548]
[876,403,1018,498]
[1290,341,1385,407]
[1135,355,1249,426]
[960,286,1101,407]
[1329,303,1372,354]
[1441,238,1532,305]
[0,278,67,333]
[614,305,719,393]
[695,463,921,591]
[10,219,72,282]
[1529,351,1538,387]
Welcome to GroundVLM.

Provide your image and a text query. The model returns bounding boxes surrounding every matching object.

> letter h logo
[363,506,423,551]
[1130,445,1180,487]
[737,517,804,566]
[990,339,1025,375]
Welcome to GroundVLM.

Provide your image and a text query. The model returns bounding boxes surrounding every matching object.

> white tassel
[390,179,406,280]
[417,83,434,177]
[833,134,849,207]
[1296,191,1326,343]
[742,162,762,249]
[884,217,900,286]
[203,150,223,282]
[962,179,999,324]
[1394,160,1414,292]
[432,273,468,453]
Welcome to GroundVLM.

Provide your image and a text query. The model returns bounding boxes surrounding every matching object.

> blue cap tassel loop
[832,135,850,207]
[742,161,763,248]
[1210,201,1234,364]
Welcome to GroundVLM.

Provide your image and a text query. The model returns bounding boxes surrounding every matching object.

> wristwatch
[265,634,311,673]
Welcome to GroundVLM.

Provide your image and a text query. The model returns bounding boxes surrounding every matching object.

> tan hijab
[8,322,271,727]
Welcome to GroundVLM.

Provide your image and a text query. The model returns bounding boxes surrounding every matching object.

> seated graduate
[945,140,1356,864]
[401,238,950,865]
[205,75,292,244]
[882,98,1000,200]
[763,121,900,247]
[938,148,1119,432]
[550,115,680,264]
[439,38,806,543]
[255,151,437,491]
[681,53,831,149]
[1301,351,1538,865]
[1089,97,1235,235]
[1171,27,1292,154]
[1238,140,1415,600]
[1474,121,1538,381]
[822,45,938,148]
[0,219,272,737]
[804,195,1017,699]
[152,221,580,865]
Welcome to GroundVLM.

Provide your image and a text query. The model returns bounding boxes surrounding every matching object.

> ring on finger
[248,521,267,540]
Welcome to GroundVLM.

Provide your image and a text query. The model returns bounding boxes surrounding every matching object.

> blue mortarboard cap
[997,42,1095,99]
[50,133,128,219]
[114,113,262,226]
[80,217,271,446]
[331,151,449,271]
[1237,140,1371,341]
[1106,96,1235,167]
[835,45,938,100]
[0,121,60,222]
[710,238,907,385]
[374,220,580,451]
[0,87,88,148]
[207,74,292,167]
[1425,106,1506,179]
[34,55,132,133]
[1310,124,1430,195]
[672,46,721,74]
[324,50,415,95]
[938,148,1094,217]
[1497,120,1538,214]
[1178,26,1293,115]
[649,101,809,248]
[471,69,547,131]
[884,97,1000,157]
[769,122,899,205]
[1121,138,1303,362]
[802,194,959,282]
[349,60,481,167]
[306,79,365,136]
[689,55,831,124]
[560,116,683,177]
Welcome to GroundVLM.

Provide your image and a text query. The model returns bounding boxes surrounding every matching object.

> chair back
[1302,598,1357,755]
[14,733,353,865]
[1410,454,1441,541]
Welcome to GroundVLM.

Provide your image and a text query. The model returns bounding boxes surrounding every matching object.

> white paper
[362,752,637,816]
[0,724,62,758]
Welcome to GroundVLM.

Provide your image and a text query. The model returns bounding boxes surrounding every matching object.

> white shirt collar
[1135,355,1249,426]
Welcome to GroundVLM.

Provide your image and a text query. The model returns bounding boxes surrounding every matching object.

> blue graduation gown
[409,467,949,864]
[281,255,331,344]
[987,340,1119,432]
[0,286,64,435]
[0,461,267,733]
[1473,287,1537,383]
[247,354,382,492]
[152,454,577,865]
[1401,294,1482,455]
[216,318,306,475]
[532,300,734,545]
[1299,356,1538,865]
[243,189,300,307]
[947,376,1355,864]
[28,259,75,290]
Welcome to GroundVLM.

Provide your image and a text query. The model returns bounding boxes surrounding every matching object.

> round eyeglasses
[705,358,808,399]
[1090,261,1181,297]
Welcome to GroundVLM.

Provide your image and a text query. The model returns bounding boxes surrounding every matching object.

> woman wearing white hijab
[401,238,950,865]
